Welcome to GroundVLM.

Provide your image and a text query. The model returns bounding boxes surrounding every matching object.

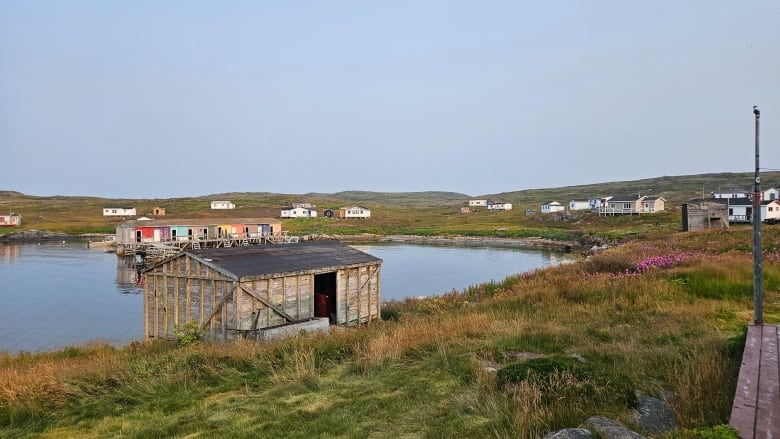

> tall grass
[0,228,775,437]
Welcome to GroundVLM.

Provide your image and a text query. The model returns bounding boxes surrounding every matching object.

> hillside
[485,172,780,207]
[1,172,775,238]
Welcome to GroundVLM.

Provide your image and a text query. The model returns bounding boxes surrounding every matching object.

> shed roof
[185,241,381,279]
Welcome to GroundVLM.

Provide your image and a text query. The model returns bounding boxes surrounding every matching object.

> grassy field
[1,227,778,438]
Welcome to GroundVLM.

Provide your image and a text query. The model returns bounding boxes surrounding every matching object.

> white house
[0,212,21,226]
[541,201,565,214]
[600,195,646,215]
[487,201,512,211]
[211,201,235,210]
[103,207,136,217]
[727,198,780,222]
[641,197,666,213]
[569,199,590,211]
[764,188,779,201]
[589,196,612,210]
[469,199,488,207]
[281,206,318,218]
[338,206,371,219]
[712,189,749,199]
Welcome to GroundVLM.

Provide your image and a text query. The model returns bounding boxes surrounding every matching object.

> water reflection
[0,243,20,262]
[115,257,142,294]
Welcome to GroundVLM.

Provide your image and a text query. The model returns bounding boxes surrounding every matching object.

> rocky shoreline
[307,233,604,254]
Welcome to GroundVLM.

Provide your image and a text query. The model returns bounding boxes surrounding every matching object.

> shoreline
[1,230,596,254]
[312,233,583,253]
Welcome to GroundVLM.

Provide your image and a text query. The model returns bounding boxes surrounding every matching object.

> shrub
[584,253,635,274]
[496,356,636,407]
[173,322,204,347]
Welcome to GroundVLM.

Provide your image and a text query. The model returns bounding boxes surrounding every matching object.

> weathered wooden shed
[142,241,382,342]
[682,199,729,231]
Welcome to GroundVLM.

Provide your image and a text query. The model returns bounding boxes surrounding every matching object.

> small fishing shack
[142,241,382,342]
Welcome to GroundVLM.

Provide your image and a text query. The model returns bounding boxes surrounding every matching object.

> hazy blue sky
[2,1,778,198]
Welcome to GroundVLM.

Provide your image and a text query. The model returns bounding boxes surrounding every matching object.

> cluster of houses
[103,201,372,220]
[280,203,371,219]
[467,195,667,216]
[682,187,780,231]
[467,199,513,211]
[541,195,667,215]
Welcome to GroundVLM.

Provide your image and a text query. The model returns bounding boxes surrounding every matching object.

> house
[152,207,166,216]
[764,188,779,201]
[460,207,471,214]
[589,196,612,210]
[487,201,512,211]
[682,199,729,231]
[281,206,318,218]
[724,198,780,223]
[599,195,646,215]
[569,199,590,211]
[337,206,371,219]
[142,241,382,342]
[323,209,335,218]
[0,212,21,227]
[712,189,749,199]
[469,199,488,207]
[103,207,136,217]
[541,201,565,214]
[115,217,282,247]
[641,197,666,213]
[211,201,235,210]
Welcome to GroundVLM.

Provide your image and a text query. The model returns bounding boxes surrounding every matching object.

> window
[624,203,631,209]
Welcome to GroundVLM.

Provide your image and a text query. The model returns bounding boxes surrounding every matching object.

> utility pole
[752,105,763,325]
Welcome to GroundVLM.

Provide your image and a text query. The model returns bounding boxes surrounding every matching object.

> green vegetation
[2,226,778,438]
[1,175,777,437]
[3,172,777,239]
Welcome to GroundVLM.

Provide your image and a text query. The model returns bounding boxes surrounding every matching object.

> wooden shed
[142,241,382,342]
[682,199,729,231]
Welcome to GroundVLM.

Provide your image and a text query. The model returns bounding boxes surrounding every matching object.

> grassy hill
[485,172,780,207]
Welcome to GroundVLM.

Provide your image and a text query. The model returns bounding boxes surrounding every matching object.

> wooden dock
[730,324,779,438]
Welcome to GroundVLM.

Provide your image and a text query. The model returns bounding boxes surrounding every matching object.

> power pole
[752,105,763,325]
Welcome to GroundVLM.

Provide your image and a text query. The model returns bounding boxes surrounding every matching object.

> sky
[1,1,779,199]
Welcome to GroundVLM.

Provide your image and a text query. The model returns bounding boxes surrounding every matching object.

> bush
[173,322,204,347]
[496,356,637,407]
[584,253,635,274]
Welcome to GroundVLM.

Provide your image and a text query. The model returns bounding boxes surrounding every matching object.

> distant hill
[3,172,779,208]
[304,191,469,207]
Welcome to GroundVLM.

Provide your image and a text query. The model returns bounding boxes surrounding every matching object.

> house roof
[608,195,645,202]
[184,241,382,279]
[726,198,780,206]
[119,217,280,227]
[542,201,562,206]
[644,197,666,202]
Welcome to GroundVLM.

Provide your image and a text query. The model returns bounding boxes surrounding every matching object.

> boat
[87,235,117,250]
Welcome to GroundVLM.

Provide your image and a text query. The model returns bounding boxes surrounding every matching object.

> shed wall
[144,255,381,342]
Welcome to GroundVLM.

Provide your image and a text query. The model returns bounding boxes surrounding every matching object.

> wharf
[730,323,780,438]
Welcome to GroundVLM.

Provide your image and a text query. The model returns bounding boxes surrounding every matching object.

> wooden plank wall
[336,263,381,326]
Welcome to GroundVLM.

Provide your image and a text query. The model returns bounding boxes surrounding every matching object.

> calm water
[0,241,573,353]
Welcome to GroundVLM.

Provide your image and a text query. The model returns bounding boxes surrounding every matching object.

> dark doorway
[314,272,337,323]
